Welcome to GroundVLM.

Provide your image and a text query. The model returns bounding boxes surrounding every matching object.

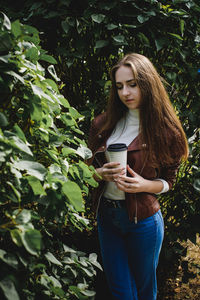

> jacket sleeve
[86,116,103,167]
[87,117,97,151]
[86,113,107,166]
[158,126,186,189]
[159,160,181,189]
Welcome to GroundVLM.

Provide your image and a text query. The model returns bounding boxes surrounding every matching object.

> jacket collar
[96,134,145,153]
[128,134,146,151]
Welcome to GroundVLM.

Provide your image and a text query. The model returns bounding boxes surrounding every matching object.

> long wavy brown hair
[100,53,189,167]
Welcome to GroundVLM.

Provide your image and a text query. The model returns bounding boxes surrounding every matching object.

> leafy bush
[0,13,101,300]
[1,0,200,296]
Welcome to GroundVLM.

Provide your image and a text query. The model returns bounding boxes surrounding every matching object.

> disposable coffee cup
[104,143,128,199]
[105,143,128,174]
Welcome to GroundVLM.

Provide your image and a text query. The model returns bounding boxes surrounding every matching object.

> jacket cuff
[154,178,169,194]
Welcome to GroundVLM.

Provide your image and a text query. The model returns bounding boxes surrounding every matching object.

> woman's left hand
[116,165,148,193]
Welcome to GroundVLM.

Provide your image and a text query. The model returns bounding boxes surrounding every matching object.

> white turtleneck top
[103,109,169,200]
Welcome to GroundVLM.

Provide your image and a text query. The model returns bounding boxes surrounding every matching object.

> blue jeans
[97,200,164,300]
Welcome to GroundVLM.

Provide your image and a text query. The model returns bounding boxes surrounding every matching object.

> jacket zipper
[133,155,148,224]
[94,147,147,223]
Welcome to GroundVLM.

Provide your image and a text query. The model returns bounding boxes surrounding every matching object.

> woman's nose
[122,86,130,96]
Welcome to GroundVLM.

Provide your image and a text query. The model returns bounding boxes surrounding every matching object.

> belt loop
[102,197,125,208]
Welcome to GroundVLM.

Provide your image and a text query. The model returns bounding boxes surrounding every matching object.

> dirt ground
[158,235,200,300]
[86,228,200,300]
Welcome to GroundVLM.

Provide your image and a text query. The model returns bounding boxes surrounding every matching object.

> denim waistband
[101,196,126,208]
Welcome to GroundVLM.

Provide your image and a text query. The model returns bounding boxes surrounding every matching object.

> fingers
[127,164,137,177]
[117,180,133,189]
[102,167,125,176]
[116,180,133,192]
[101,164,125,182]
[104,162,121,168]
[117,175,136,183]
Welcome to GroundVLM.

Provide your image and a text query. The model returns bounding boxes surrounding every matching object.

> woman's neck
[126,109,140,124]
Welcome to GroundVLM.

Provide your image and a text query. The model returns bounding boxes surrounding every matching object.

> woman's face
[115,65,142,110]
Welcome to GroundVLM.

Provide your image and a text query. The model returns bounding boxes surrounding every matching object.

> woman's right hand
[96,162,125,182]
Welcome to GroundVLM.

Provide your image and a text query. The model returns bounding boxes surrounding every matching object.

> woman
[87,53,188,300]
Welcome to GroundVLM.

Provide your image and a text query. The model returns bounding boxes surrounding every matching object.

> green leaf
[95,40,109,49]
[0,151,6,162]
[106,23,118,30]
[112,35,125,43]
[137,15,149,23]
[168,32,183,40]
[137,32,150,46]
[0,54,10,63]
[23,24,40,45]
[39,54,57,64]
[9,135,33,156]
[13,124,26,143]
[12,160,46,181]
[61,20,70,34]
[81,289,96,297]
[30,84,53,103]
[166,72,177,81]
[60,114,76,127]
[0,278,20,300]
[63,244,76,253]
[193,179,200,192]
[69,286,85,299]
[57,95,70,108]
[78,162,98,187]
[14,209,31,224]
[10,229,23,247]
[1,12,11,30]
[25,45,39,62]
[27,176,46,195]
[44,79,59,93]
[100,2,117,10]
[45,149,59,163]
[62,181,84,211]
[47,65,60,81]
[0,112,8,127]
[155,38,168,51]
[45,252,63,266]
[50,286,65,297]
[69,107,83,120]
[0,32,13,52]
[180,19,185,36]
[89,253,103,270]
[91,14,105,23]
[21,229,42,256]
[0,249,18,269]
[7,181,21,203]
[11,20,21,38]
[30,96,42,122]
[62,147,76,156]
[76,145,92,160]
[81,267,94,277]
[5,71,25,84]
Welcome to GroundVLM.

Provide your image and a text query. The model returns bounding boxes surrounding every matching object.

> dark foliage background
[0,0,200,299]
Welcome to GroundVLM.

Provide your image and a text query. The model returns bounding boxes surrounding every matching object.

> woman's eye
[116,83,136,89]
[130,83,136,87]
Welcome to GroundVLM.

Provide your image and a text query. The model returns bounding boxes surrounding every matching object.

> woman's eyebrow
[116,79,135,84]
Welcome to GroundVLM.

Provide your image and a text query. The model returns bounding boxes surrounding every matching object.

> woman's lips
[126,99,134,102]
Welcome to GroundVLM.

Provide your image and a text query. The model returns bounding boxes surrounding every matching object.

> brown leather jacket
[87,113,181,222]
